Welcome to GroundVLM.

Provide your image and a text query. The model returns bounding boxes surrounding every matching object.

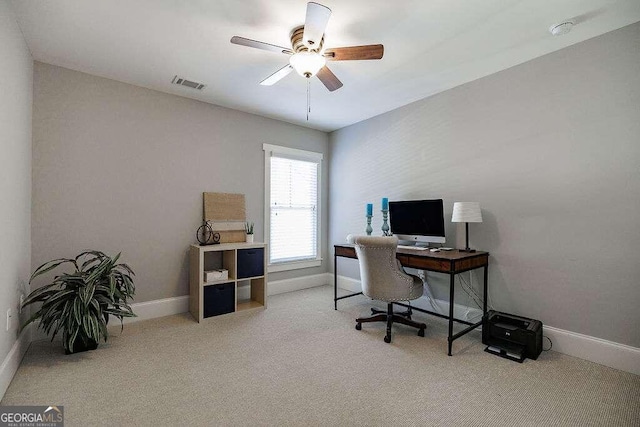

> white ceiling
[9,0,640,132]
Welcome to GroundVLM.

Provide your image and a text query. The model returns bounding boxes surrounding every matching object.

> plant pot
[245,234,254,243]
[65,337,98,355]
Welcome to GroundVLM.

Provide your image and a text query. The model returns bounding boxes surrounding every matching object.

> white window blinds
[269,155,319,264]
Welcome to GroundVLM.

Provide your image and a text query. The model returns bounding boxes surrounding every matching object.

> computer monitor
[389,199,446,245]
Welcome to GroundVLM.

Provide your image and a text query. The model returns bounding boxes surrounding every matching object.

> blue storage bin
[203,282,235,317]
[237,248,264,279]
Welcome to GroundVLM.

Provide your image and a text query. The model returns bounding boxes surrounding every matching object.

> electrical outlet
[6,308,12,332]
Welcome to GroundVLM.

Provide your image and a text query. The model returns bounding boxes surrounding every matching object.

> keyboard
[397,245,428,251]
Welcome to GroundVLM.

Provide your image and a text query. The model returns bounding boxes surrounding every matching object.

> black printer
[482,310,543,363]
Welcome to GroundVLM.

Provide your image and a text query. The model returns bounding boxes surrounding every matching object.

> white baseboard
[123,295,190,324]
[267,273,331,296]
[0,324,32,401]
[544,326,640,375]
[337,274,640,375]
[336,274,361,294]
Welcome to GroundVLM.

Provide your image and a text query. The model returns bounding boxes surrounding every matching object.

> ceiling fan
[230,2,384,92]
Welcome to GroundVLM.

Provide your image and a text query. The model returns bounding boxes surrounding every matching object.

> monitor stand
[398,241,431,249]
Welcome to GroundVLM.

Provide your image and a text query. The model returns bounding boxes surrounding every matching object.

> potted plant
[21,250,136,354]
[245,221,254,243]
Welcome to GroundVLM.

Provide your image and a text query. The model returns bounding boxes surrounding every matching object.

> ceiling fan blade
[316,66,343,92]
[260,64,294,86]
[303,2,332,50]
[230,36,293,55]
[324,44,384,61]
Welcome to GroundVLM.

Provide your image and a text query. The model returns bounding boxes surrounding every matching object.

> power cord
[459,275,483,310]
[458,272,493,311]
[543,336,553,351]
[455,272,498,323]
[417,270,445,314]
[417,269,493,321]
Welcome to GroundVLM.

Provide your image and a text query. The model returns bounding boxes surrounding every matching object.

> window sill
[268,259,322,273]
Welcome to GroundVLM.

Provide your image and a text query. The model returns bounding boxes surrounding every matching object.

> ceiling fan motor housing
[291,26,323,53]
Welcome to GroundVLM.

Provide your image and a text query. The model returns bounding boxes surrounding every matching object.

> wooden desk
[334,244,489,355]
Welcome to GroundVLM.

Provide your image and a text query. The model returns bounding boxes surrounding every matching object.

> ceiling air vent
[171,75,206,90]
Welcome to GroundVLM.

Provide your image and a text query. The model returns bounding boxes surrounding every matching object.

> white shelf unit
[189,242,267,322]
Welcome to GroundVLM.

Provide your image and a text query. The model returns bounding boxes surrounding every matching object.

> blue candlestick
[366,215,373,235]
[381,209,390,236]
[366,203,373,216]
[382,197,389,211]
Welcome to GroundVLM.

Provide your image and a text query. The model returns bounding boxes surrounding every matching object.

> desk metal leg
[448,273,455,356]
[483,265,488,315]
[333,251,364,310]
[334,252,338,310]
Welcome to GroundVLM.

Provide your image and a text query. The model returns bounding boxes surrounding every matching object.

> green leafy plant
[21,250,136,354]
[245,221,254,235]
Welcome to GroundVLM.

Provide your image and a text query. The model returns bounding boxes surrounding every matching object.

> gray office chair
[347,235,426,343]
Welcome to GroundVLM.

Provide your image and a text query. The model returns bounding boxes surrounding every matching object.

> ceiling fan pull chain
[306,79,311,121]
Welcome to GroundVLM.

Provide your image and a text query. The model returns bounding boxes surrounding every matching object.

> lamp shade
[451,202,482,223]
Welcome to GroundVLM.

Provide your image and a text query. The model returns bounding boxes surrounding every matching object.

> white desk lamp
[451,202,482,252]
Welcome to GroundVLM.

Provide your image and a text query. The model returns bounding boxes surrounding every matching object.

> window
[264,144,322,272]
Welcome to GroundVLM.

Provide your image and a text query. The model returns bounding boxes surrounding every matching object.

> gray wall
[32,62,329,303]
[329,23,640,347]
[0,0,32,364]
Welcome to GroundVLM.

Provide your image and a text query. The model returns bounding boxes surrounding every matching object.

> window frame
[263,143,323,273]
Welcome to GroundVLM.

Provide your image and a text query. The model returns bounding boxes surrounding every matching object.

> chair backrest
[346,235,421,302]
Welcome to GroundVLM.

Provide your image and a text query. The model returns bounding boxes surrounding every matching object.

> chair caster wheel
[384,335,391,343]
[355,323,362,330]
[418,328,425,337]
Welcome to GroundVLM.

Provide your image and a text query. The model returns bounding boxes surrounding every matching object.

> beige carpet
[2,285,639,426]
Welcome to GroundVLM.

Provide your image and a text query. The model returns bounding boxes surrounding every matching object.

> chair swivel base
[370,306,412,318]
[356,303,426,343]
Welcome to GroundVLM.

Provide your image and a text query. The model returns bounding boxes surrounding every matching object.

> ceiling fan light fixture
[289,51,326,78]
